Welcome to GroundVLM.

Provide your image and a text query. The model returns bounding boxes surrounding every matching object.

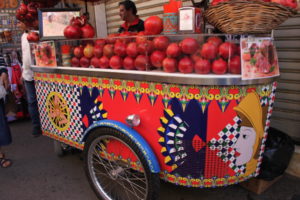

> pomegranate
[27,32,39,42]
[81,24,95,38]
[80,56,90,68]
[178,57,194,74]
[162,58,177,73]
[144,16,163,35]
[166,43,181,58]
[98,56,110,69]
[70,17,84,27]
[135,31,147,44]
[90,57,100,68]
[118,32,133,44]
[137,41,154,55]
[195,59,211,74]
[103,44,114,58]
[150,51,166,68]
[18,3,28,15]
[191,50,202,62]
[106,33,119,44]
[83,44,94,59]
[201,42,218,60]
[126,42,138,58]
[114,42,127,57]
[109,56,123,69]
[27,2,38,15]
[73,46,84,58]
[71,57,80,67]
[212,58,227,74]
[153,36,170,51]
[219,42,237,59]
[180,38,199,55]
[25,13,35,21]
[64,25,82,39]
[135,55,149,71]
[93,45,103,58]
[94,39,106,47]
[123,57,135,70]
[228,55,241,74]
[207,36,223,47]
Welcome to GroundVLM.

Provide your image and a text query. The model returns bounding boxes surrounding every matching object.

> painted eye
[242,134,248,139]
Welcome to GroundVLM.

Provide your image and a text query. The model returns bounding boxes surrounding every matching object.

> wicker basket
[204,0,298,34]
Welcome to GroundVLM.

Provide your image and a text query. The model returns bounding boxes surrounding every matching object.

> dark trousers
[0,99,12,146]
[24,80,41,135]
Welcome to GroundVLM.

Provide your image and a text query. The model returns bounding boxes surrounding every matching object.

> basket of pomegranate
[204,0,298,34]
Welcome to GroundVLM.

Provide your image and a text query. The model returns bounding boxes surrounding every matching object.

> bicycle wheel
[83,127,160,200]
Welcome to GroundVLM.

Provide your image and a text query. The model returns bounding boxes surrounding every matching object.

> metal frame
[31,66,278,86]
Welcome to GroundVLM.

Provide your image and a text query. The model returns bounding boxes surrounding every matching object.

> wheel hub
[110,166,124,179]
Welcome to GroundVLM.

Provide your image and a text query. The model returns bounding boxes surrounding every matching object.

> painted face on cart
[233,126,256,166]
[119,4,129,21]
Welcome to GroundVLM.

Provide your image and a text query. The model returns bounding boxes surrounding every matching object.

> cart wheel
[53,140,69,157]
[83,127,160,200]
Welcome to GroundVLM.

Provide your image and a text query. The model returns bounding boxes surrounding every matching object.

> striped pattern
[105,0,192,34]
[272,13,300,140]
[0,54,7,67]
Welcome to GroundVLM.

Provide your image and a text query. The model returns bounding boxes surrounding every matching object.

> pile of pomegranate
[64,15,95,39]
[70,34,241,75]
[16,2,43,29]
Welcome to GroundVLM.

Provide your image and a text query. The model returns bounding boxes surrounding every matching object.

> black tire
[83,127,160,200]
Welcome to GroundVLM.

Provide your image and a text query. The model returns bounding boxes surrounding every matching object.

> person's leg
[0,99,12,144]
[0,100,12,168]
[24,80,42,136]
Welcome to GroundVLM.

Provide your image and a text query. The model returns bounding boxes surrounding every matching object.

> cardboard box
[240,176,282,195]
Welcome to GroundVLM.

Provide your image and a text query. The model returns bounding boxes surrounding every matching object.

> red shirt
[119,17,144,33]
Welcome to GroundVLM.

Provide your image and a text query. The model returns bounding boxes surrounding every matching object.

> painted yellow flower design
[46,92,70,131]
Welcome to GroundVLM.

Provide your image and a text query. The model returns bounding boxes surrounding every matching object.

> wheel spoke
[118,173,146,196]
[87,134,150,200]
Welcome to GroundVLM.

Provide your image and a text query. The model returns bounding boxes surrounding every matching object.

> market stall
[25,0,298,199]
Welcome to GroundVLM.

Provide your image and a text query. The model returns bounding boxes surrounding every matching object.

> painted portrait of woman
[233,92,267,176]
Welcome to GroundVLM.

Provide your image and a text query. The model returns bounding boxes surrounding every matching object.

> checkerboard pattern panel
[255,82,277,175]
[208,117,246,175]
[35,80,84,144]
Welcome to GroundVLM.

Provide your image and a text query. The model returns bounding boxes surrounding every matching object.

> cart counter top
[31,66,277,86]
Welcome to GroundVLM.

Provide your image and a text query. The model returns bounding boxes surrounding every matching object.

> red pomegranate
[109,56,123,69]
[162,58,177,73]
[178,57,194,73]
[123,56,135,70]
[153,36,170,51]
[150,51,166,68]
[180,38,199,55]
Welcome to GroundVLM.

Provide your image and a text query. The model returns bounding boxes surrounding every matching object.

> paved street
[0,119,300,200]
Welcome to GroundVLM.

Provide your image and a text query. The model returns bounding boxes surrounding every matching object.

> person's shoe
[32,133,42,138]
[32,129,42,138]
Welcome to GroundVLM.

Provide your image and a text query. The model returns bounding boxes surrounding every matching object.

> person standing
[18,22,42,137]
[0,53,12,168]
[118,0,144,33]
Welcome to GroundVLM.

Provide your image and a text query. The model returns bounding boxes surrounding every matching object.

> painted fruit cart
[31,34,279,200]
